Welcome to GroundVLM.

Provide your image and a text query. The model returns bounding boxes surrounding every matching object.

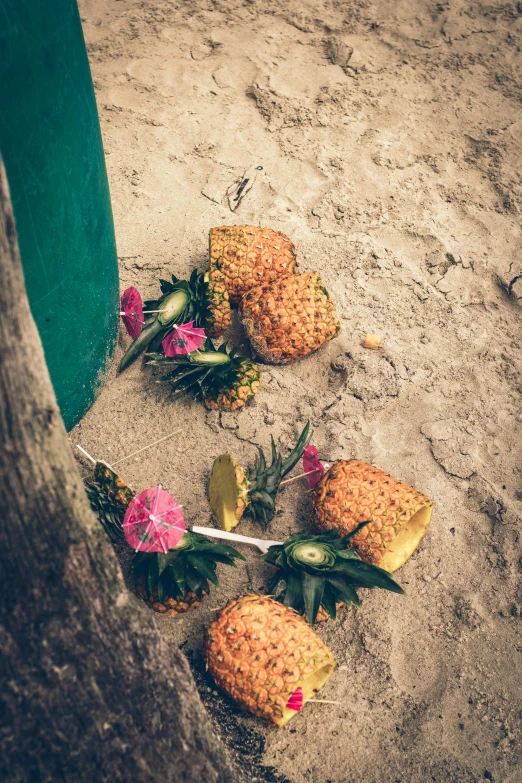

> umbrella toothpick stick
[75,444,97,465]
[192,525,282,555]
[111,429,183,467]
[120,309,166,315]
[280,469,319,486]
[308,699,340,705]
[75,428,182,471]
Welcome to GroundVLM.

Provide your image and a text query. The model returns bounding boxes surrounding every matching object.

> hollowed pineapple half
[239,272,341,365]
[312,460,433,572]
[206,595,336,726]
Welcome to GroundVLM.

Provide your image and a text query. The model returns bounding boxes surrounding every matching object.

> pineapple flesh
[208,422,311,530]
[208,455,249,531]
[240,272,341,364]
[209,225,298,305]
[312,460,434,572]
[136,577,205,615]
[206,595,336,726]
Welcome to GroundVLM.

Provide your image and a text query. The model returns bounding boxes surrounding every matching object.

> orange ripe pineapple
[205,595,335,726]
[209,225,297,304]
[240,272,341,364]
[312,460,433,572]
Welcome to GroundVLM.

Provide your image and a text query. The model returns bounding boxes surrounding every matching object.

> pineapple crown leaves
[246,421,311,528]
[145,268,211,331]
[134,530,245,603]
[146,338,252,402]
[264,527,405,625]
[119,269,213,372]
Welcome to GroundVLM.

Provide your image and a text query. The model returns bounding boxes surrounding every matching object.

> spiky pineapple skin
[240,272,341,364]
[209,226,297,305]
[204,269,231,337]
[312,460,433,569]
[84,462,134,542]
[204,359,261,411]
[206,594,335,725]
[136,574,205,615]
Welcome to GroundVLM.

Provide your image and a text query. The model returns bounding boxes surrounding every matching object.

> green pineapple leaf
[301,572,325,627]
[321,584,338,620]
[157,551,177,576]
[327,576,361,608]
[188,554,220,587]
[264,528,404,624]
[168,558,188,596]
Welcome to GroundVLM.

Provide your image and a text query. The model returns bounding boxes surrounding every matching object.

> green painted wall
[0,0,119,431]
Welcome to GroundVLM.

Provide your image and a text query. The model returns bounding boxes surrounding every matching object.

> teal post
[0,0,119,430]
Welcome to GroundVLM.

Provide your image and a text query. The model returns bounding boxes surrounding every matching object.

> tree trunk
[0,156,238,783]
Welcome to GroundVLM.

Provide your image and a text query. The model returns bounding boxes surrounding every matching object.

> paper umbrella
[120,286,145,339]
[162,321,207,356]
[303,445,326,489]
[122,486,186,552]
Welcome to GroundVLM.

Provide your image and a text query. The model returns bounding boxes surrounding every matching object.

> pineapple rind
[209,225,298,305]
[204,268,231,337]
[240,272,341,364]
[84,462,134,542]
[203,359,261,411]
[206,594,336,725]
[137,575,205,615]
[312,459,433,572]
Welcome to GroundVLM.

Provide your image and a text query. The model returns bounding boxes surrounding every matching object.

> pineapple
[209,225,298,305]
[240,272,341,364]
[84,461,134,542]
[265,529,404,625]
[312,460,434,572]
[134,530,245,614]
[205,594,336,726]
[146,339,261,411]
[208,422,310,530]
[137,582,205,615]
[118,268,232,372]
[204,269,231,337]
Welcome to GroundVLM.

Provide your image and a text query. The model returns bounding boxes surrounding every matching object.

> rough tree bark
[0,156,238,783]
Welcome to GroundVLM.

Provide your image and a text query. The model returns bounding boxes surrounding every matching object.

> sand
[73,1,522,780]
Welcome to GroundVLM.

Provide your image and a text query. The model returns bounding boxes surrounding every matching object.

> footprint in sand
[388,604,448,701]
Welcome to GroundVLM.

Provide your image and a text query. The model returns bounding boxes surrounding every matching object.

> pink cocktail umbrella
[120,286,172,340]
[303,445,325,489]
[120,286,145,339]
[286,685,338,712]
[280,445,328,490]
[122,486,186,552]
[162,321,206,356]
[286,687,304,712]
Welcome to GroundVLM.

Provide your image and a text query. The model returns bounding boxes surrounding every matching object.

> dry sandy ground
[73,1,522,781]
